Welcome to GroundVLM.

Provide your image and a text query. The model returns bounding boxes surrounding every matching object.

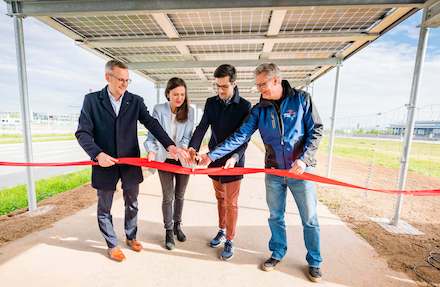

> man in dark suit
[76,60,188,262]
[188,64,251,261]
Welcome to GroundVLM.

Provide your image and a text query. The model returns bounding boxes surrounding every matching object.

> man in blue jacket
[198,63,323,282]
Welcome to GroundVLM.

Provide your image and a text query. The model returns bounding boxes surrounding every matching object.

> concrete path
[0,142,416,287]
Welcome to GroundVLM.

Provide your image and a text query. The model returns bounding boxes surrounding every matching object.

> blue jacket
[144,102,194,163]
[208,80,323,169]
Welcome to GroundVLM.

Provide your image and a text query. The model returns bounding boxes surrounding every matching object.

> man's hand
[223,156,237,169]
[168,145,191,166]
[147,151,156,162]
[176,147,191,166]
[197,153,212,168]
[96,152,118,167]
[187,147,198,163]
[167,145,179,160]
[289,159,306,175]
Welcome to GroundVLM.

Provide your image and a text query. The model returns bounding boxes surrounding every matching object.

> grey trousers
[158,159,189,230]
[97,185,139,248]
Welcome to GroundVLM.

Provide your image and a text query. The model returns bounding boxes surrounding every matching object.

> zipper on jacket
[270,112,276,129]
[271,111,284,146]
[271,103,287,169]
[279,115,285,146]
[277,108,288,170]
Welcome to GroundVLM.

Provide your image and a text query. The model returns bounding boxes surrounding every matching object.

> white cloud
[388,23,420,40]
[0,12,158,114]
[313,41,440,129]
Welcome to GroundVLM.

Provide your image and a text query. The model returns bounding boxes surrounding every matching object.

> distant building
[0,112,20,125]
[32,112,79,124]
[388,121,440,139]
[0,111,79,126]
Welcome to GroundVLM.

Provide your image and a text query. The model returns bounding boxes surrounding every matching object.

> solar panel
[26,2,417,106]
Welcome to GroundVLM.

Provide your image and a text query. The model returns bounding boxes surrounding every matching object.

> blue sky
[0,2,158,114]
[312,10,440,127]
[0,3,439,128]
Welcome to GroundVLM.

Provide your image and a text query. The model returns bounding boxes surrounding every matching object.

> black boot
[165,230,175,250]
[173,222,187,242]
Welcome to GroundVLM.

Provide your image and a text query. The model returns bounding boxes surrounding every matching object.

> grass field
[251,134,440,178]
[319,137,440,178]
[0,168,91,216]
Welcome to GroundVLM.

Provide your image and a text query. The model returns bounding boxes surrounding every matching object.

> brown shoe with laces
[126,239,143,252]
[107,247,126,262]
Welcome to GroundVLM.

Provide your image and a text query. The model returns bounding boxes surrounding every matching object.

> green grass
[251,134,440,178]
[320,137,440,178]
[0,168,91,216]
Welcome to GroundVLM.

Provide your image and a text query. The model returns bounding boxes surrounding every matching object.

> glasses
[109,73,132,84]
[255,77,273,89]
[213,82,234,90]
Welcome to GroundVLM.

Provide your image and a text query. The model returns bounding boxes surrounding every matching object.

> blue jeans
[265,173,322,268]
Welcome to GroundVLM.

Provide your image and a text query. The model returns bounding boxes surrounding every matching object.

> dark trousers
[158,159,189,230]
[97,185,139,248]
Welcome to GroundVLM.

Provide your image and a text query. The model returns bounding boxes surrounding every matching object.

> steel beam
[151,12,207,81]
[391,8,430,226]
[7,0,424,17]
[263,9,286,59]
[128,58,338,70]
[84,33,379,49]
[12,14,37,212]
[424,0,440,27]
[151,13,179,38]
[327,60,342,178]
[157,79,307,87]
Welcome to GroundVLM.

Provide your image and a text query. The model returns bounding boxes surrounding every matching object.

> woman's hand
[147,151,156,162]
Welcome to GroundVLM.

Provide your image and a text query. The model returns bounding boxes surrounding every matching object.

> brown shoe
[107,247,126,262]
[126,239,143,252]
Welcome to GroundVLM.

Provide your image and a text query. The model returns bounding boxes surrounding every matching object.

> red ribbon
[1,158,439,196]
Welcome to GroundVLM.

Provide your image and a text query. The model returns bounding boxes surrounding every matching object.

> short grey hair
[105,59,128,72]
[254,63,282,79]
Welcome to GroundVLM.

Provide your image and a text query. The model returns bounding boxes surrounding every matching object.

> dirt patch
[315,153,440,286]
[0,183,98,246]
[0,170,154,246]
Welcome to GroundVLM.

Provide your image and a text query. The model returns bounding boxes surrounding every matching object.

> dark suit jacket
[189,87,251,183]
[76,86,174,190]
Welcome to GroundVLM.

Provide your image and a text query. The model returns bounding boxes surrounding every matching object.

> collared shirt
[216,87,241,106]
[188,86,251,183]
[107,88,124,116]
[222,96,232,105]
